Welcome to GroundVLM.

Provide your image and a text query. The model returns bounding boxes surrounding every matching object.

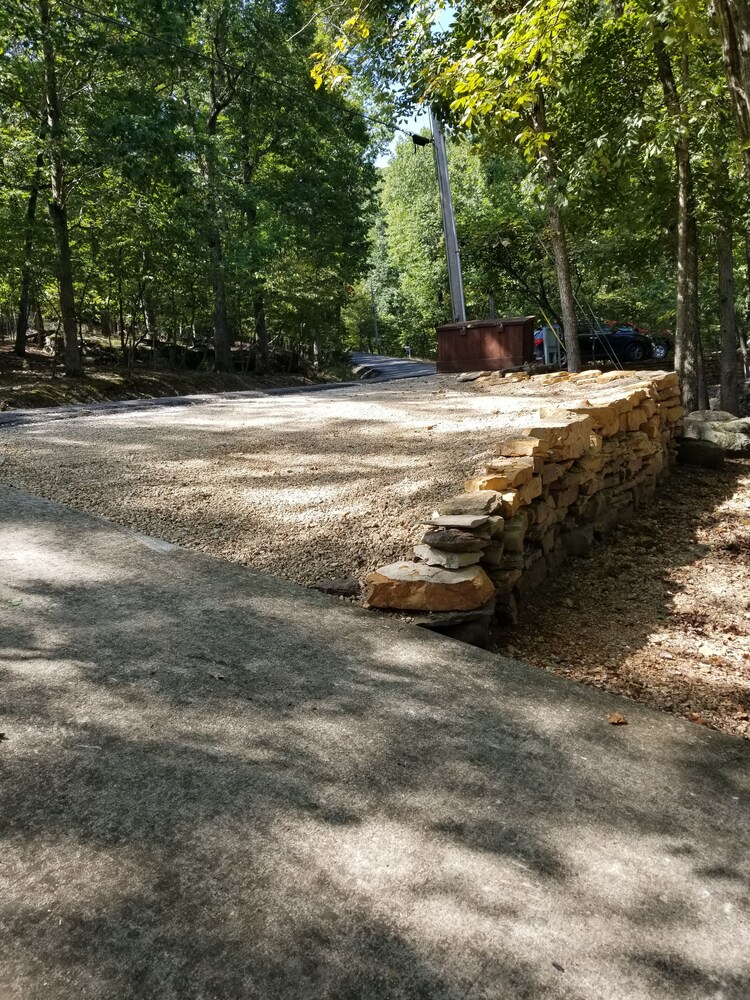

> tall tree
[653,35,704,410]
[39,0,81,374]
[714,0,750,182]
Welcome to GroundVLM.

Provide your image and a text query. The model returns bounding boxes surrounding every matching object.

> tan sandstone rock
[364,562,495,612]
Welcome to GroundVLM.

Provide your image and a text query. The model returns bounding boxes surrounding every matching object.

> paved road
[2,486,748,1000]
[0,352,436,429]
[351,350,437,380]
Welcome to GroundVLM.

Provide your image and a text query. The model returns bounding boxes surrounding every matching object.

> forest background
[2,0,750,411]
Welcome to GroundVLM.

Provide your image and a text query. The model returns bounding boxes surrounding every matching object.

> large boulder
[364,561,495,612]
[684,409,736,423]
[683,410,750,454]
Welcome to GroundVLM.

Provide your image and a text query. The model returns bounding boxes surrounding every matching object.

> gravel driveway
[0,378,538,587]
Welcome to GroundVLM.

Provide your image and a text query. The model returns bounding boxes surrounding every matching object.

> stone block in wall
[493,552,525,572]
[593,502,634,538]
[651,372,679,394]
[578,489,611,521]
[488,568,523,595]
[481,540,507,566]
[552,502,571,524]
[364,562,495,612]
[527,495,556,526]
[423,514,491,530]
[499,490,527,518]
[552,484,580,509]
[631,477,657,507]
[627,431,653,454]
[486,515,505,537]
[481,456,536,488]
[562,524,595,558]
[497,436,549,458]
[520,475,544,503]
[494,592,519,626]
[525,521,547,543]
[503,513,528,552]
[588,432,604,453]
[420,527,490,552]
[413,544,483,569]
[664,405,685,424]
[523,547,543,570]
[556,469,586,491]
[542,461,565,486]
[464,473,508,493]
[624,407,649,432]
[576,452,607,473]
[564,402,621,437]
[526,524,560,556]
[523,413,594,461]
[659,396,682,412]
[436,492,502,516]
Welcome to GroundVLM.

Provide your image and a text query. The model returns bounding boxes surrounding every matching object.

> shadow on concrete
[1,489,749,999]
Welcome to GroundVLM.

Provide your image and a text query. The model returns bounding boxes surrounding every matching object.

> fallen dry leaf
[608,712,628,725]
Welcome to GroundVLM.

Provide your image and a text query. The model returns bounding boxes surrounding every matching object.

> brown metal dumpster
[436,317,536,373]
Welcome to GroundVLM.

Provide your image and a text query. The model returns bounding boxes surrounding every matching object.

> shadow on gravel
[1,495,749,999]
[0,393,536,584]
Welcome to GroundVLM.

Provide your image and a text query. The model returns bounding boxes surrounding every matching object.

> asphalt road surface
[351,351,437,381]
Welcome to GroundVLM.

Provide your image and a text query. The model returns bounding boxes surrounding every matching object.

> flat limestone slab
[1,487,748,1000]
[365,560,494,610]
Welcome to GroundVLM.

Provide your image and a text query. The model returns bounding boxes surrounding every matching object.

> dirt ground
[0,345,329,410]
[493,458,750,740]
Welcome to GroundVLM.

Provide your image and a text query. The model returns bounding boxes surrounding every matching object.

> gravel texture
[4,371,747,740]
[0,377,539,587]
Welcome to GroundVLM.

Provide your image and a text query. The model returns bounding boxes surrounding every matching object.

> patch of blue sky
[374,3,455,168]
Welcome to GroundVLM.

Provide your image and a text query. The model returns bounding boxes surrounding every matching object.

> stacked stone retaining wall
[364,368,684,644]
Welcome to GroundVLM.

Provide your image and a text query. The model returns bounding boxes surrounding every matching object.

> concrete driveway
[1,487,748,1000]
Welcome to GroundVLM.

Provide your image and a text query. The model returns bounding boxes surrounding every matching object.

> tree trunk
[118,274,127,364]
[34,300,45,347]
[40,0,82,376]
[15,154,43,357]
[208,222,233,371]
[205,36,236,374]
[254,294,269,376]
[655,40,703,411]
[547,204,581,372]
[532,89,581,371]
[718,215,740,414]
[715,0,750,183]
